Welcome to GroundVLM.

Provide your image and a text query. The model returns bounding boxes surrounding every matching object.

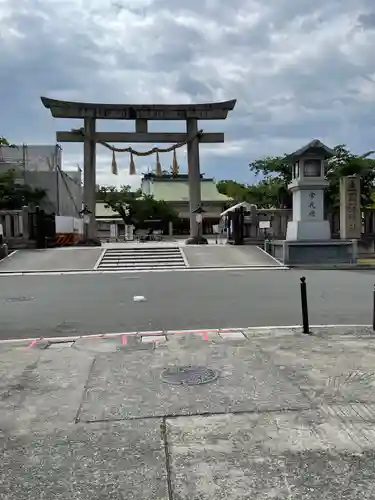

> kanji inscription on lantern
[308,192,316,217]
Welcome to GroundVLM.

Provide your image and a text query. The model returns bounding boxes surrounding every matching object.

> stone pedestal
[0,243,8,261]
[286,179,330,241]
[185,236,208,245]
[286,220,331,240]
[269,239,357,265]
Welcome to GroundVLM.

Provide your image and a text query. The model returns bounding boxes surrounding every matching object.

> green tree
[216,180,250,202]
[0,137,16,147]
[217,176,291,209]
[325,145,375,209]
[248,154,293,208]
[0,169,47,210]
[97,185,179,227]
[97,185,141,225]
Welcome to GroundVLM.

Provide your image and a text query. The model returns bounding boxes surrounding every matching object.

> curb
[0,324,371,348]
[0,266,289,276]
[289,264,375,270]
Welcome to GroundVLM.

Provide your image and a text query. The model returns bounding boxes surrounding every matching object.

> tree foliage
[217,145,375,210]
[0,169,47,210]
[217,177,291,209]
[325,145,375,209]
[0,137,47,209]
[96,185,179,227]
[0,137,16,148]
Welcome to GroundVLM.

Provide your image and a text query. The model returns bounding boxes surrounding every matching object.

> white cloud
[1,0,375,186]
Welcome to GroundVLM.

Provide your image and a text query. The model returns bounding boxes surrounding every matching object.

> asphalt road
[0,268,374,340]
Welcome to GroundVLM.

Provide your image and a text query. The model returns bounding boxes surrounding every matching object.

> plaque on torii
[41,97,236,243]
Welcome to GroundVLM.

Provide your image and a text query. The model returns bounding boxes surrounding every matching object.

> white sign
[259,220,271,229]
[125,224,134,241]
[110,224,118,238]
[196,214,203,223]
[212,224,219,234]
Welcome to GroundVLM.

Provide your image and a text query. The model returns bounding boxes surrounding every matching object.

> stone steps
[97,247,186,270]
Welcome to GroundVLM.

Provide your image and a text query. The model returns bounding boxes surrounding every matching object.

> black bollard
[300,277,310,334]
[373,285,375,331]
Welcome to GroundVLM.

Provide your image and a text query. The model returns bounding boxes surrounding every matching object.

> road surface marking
[93,248,107,270]
[179,248,190,267]
[25,339,37,350]
[0,249,17,263]
[256,245,284,266]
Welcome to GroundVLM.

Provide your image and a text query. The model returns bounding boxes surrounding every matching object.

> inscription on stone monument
[347,180,358,229]
[340,176,361,240]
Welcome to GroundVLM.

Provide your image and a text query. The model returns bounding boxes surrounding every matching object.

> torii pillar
[41,97,236,243]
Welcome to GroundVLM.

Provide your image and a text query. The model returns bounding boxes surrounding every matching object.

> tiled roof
[147,180,229,202]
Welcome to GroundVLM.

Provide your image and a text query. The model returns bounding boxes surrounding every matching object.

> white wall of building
[0,144,62,172]
[0,144,82,217]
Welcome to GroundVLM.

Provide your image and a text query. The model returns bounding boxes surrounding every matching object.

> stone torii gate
[41,97,236,244]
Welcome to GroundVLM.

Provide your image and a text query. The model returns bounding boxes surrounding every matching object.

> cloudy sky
[1,0,375,189]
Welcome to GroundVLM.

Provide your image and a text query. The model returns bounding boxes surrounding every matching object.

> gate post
[83,117,97,240]
[186,118,206,244]
[21,206,29,238]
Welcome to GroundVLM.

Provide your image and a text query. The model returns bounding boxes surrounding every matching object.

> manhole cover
[5,296,35,303]
[161,365,219,386]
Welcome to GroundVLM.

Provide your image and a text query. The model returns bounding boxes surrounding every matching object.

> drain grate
[5,296,35,303]
[161,365,219,386]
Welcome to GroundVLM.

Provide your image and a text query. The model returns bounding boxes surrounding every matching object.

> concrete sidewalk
[0,247,103,273]
[1,327,375,498]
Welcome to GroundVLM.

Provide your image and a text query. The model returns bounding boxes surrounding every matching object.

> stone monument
[340,176,361,240]
[40,97,236,244]
[268,140,357,265]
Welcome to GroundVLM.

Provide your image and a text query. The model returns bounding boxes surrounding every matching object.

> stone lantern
[266,139,357,265]
[286,139,333,241]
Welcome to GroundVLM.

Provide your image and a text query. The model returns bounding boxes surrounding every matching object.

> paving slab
[0,420,168,500]
[181,245,282,267]
[0,247,103,272]
[78,341,309,422]
[256,332,375,405]
[167,409,375,499]
[0,344,94,432]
